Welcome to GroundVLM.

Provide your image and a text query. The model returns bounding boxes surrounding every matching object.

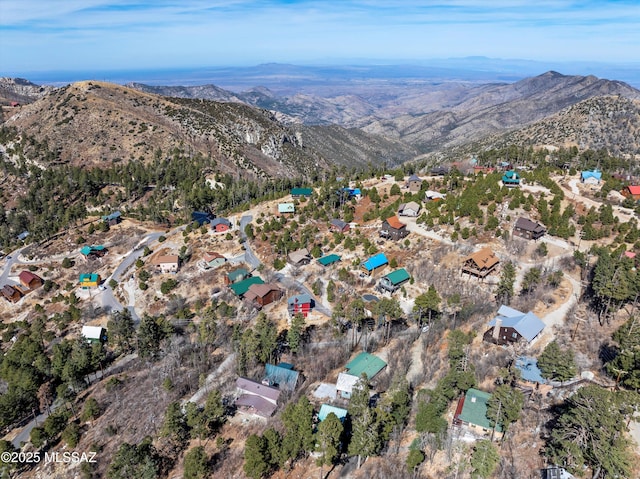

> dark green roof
[458,388,502,431]
[346,352,386,379]
[229,276,264,296]
[318,254,341,266]
[384,268,410,285]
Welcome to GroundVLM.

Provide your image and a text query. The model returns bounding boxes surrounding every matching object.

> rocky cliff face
[0,77,54,105]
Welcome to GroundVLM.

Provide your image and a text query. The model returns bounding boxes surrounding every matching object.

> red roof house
[19,271,43,290]
[622,185,640,200]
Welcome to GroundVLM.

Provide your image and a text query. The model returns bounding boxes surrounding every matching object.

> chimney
[492,318,502,340]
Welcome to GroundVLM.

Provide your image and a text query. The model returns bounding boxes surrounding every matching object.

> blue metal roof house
[361,252,389,275]
[483,305,545,345]
[580,170,602,184]
[318,404,348,422]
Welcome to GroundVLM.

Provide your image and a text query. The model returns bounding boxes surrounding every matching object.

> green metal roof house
[454,388,503,440]
[378,268,410,292]
[291,188,313,197]
[345,352,387,379]
[502,170,521,187]
[229,276,264,297]
[317,254,341,267]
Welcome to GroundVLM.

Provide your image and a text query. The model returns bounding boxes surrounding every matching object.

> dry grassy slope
[364,71,640,153]
[3,81,412,180]
[437,95,640,160]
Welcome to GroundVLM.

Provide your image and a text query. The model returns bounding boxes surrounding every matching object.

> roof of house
[227,268,249,282]
[211,217,231,227]
[400,201,421,213]
[102,211,122,221]
[342,187,361,196]
[152,254,179,265]
[464,247,499,269]
[318,404,348,422]
[626,185,640,195]
[581,170,602,180]
[384,268,411,286]
[407,174,422,182]
[336,372,362,393]
[19,270,42,284]
[288,248,310,264]
[80,245,106,256]
[203,252,225,263]
[624,251,637,259]
[318,254,341,266]
[17,231,30,241]
[488,305,545,342]
[235,394,278,417]
[288,293,313,306]
[278,203,295,213]
[79,273,100,283]
[362,252,388,271]
[291,187,313,196]
[330,218,348,229]
[81,325,104,340]
[385,215,405,230]
[425,190,446,200]
[457,388,502,431]
[502,170,520,182]
[514,217,546,233]
[230,277,265,296]
[245,283,280,300]
[346,352,387,379]
[264,363,299,390]
[236,377,281,402]
[1,285,20,297]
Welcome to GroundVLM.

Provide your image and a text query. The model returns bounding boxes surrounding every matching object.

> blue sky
[1,0,640,74]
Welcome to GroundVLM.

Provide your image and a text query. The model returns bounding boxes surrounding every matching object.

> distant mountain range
[2,69,640,180]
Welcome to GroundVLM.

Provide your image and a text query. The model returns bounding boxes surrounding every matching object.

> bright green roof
[317,254,341,266]
[346,352,387,379]
[229,276,264,296]
[227,268,249,282]
[458,388,502,431]
[291,188,313,196]
[384,268,410,286]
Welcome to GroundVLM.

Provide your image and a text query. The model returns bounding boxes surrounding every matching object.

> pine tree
[495,262,516,304]
[183,446,209,479]
[537,340,576,381]
[348,380,379,468]
[316,412,344,477]
[287,313,306,354]
[486,385,524,437]
[243,434,270,479]
[470,440,500,479]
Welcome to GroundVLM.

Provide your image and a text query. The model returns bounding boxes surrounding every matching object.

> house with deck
[379,216,408,241]
[453,388,503,441]
[1,285,22,303]
[513,217,546,241]
[103,211,122,226]
[377,268,411,293]
[244,283,283,308]
[229,276,265,298]
[462,247,499,279]
[483,305,545,345]
[622,185,640,201]
[152,255,180,273]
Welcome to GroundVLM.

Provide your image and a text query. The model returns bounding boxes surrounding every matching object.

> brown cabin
[380,216,409,241]
[513,217,545,241]
[1,285,22,303]
[19,271,43,290]
[244,283,283,308]
[462,247,499,279]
